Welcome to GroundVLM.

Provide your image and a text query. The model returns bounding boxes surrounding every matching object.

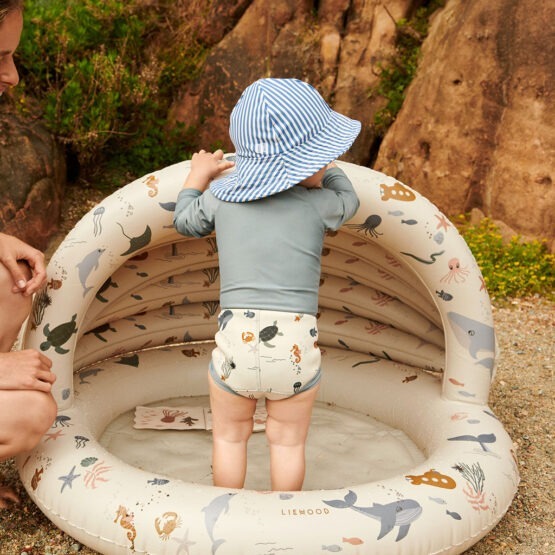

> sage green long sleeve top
[173,167,359,315]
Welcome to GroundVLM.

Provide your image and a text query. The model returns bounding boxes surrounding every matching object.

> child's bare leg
[208,373,257,488]
[265,385,320,491]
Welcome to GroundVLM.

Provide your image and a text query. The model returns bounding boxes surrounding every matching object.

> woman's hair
[0,0,23,24]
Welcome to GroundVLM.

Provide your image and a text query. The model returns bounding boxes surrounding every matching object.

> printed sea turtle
[40,314,78,354]
[259,321,283,348]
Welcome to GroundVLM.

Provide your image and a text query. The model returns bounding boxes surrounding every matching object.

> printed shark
[202,493,236,554]
[323,490,422,542]
[447,312,495,375]
[76,248,105,297]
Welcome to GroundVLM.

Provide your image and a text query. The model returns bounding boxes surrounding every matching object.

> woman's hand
[0,233,46,296]
[0,350,55,393]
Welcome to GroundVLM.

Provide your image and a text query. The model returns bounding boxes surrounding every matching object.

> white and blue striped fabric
[209,78,361,203]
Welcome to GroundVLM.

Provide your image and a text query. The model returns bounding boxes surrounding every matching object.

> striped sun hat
[209,78,361,202]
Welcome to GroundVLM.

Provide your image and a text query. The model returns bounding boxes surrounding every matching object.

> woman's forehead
[0,9,23,55]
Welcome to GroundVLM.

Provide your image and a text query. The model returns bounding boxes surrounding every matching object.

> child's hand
[183,149,235,192]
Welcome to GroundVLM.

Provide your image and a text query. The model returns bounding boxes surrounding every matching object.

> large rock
[171,0,414,164]
[0,104,66,251]
[375,0,555,247]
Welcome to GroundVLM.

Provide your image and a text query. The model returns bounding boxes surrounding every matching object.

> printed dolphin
[202,492,236,554]
[448,433,497,452]
[447,312,495,375]
[323,490,422,542]
[76,248,105,297]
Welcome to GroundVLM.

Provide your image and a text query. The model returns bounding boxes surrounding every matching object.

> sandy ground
[0,188,553,554]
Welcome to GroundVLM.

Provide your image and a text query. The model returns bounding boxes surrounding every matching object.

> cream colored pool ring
[17,160,519,554]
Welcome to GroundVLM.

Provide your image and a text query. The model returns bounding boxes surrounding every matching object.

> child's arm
[318,166,360,230]
[174,150,234,238]
[182,149,235,192]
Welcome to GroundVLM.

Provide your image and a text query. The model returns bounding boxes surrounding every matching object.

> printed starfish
[172,528,196,554]
[435,214,451,232]
[44,429,64,441]
[58,465,81,493]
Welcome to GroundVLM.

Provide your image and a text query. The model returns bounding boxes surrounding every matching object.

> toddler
[174,77,360,491]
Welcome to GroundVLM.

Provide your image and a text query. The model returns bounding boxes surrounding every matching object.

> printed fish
[436,289,453,301]
[458,390,477,398]
[148,478,170,486]
[343,537,364,545]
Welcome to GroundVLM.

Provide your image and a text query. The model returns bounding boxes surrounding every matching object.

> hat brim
[209,110,361,202]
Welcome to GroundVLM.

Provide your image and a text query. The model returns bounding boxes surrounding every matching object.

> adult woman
[0,0,57,509]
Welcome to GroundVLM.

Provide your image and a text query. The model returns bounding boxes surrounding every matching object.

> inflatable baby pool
[17,160,518,554]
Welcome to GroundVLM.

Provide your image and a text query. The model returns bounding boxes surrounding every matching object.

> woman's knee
[9,391,57,453]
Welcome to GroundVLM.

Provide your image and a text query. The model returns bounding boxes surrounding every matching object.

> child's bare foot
[0,485,19,509]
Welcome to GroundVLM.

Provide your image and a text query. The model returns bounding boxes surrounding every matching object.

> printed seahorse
[143,175,159,197]
[114,505,137,550]
[291,344,302,363]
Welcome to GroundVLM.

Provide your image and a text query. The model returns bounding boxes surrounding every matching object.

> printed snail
[17,160,519,554]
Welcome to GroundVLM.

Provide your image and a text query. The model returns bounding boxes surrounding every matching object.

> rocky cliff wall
[0,106,66,250]
[173,0,554,246]
[1,0,552,249]
[375,0,554,248]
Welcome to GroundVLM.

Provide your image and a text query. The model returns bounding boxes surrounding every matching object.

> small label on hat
[254,143,269,155]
